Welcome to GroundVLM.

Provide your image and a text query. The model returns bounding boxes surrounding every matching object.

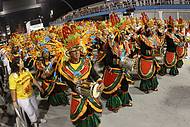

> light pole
[61,0,74,11]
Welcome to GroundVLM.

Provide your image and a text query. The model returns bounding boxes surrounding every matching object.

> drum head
[90,83,101,98]
[155,56,164,64]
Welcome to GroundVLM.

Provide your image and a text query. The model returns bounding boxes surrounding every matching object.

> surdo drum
[76,81,101,98]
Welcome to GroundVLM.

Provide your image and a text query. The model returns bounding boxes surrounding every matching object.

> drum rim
[90,83,101,98]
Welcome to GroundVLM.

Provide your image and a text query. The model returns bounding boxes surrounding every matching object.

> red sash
[176,46,186,59]
[103,68,123,94]
[138,56,156,80]
[164,51,177,67]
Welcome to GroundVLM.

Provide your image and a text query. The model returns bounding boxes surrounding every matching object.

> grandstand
[50,0,190,25]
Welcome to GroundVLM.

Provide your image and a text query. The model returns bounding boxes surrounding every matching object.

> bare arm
[27,70,44,93]
[9,74,19,107]
[10,89,17,102]
[10,89,19,108]
[32,78,44,93]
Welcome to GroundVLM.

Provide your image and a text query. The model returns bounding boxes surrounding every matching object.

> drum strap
[106,67,133,83]
[107,67,123,74]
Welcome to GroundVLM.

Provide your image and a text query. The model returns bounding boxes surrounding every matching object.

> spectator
[9,57,44,127]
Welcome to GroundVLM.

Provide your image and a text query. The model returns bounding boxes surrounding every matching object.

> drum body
[120,57,136,72]
[155,56,164,65]
[153,46,164,56]
[153,46,165,65]
[79,82,100,98]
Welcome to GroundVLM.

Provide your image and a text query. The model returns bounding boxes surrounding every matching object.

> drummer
[160,16,181,76]
[175,18,186,68]
[58,25,104,127]
[137,18,161,94]
[96,15,134,113]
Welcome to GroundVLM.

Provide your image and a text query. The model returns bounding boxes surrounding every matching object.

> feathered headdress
[147,19,154,28]
[110,12,121,27]
[167,16,174,29]
[176,18,185,28]
[141,12,149,25]
[62,24,82,53]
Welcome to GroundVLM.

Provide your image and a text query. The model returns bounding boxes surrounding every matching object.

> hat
[110,12,121,27]
[62,25,83,56]
[141,12,149,25]
[176,18,185,28]
[167,16,174,29]
[147,19,154,29]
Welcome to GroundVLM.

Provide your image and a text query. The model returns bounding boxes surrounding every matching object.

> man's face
[69,49,80,61]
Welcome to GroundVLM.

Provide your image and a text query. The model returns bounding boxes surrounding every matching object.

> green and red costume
[161,32,180,76]
[175,32,186,68]
[36,60,69,106]
[138,35,160,93]
[59,57,102,127]
[100,44,133,112]
[40,73,69,106]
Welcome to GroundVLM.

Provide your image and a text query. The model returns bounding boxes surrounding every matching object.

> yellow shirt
[9,70,34,99]
[70,60,82,70]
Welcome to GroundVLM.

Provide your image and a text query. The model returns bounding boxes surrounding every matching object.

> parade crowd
[0,12,190,127]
